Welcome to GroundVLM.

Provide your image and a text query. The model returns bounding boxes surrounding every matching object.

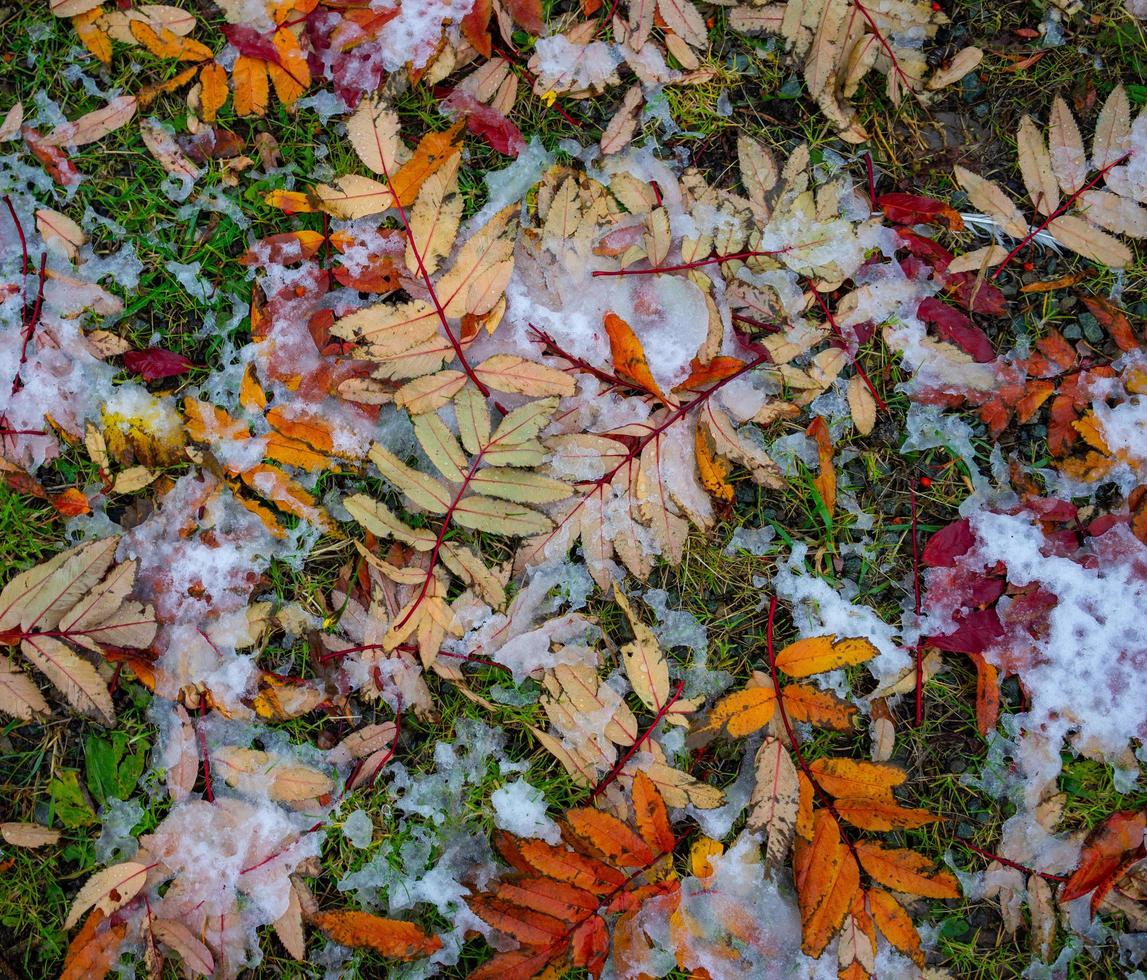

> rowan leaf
[774,634,878,677]
[868,887,924,966]
[793,809,861,957]
[1060,810,1147,912]
[854,841,960,898]
[603,312,671,404]
[748,736,799,868]
[807,758,906,801]
[311,911,442,960]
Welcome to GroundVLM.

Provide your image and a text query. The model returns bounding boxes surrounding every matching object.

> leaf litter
[1,0,1147,978]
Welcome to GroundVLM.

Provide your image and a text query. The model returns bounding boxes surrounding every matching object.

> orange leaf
[468,895,568,947]
[183,397,248,447]
[61,909,128,980]
[832,797,943,832]
[137,65,200,107]
[1080,295,1139,353]
[695,421,734,504]
[966,652,999,736]
[854,842,960,899]
[72,10,111,65]
[603,312,671,404]
[868,887,924,967]
[264,431,331,472]
[631,770,675,854]
[267,28,311,105]
[489,877,599,921]
[264,189,319,214]
[232,54,269,116]
[389,122,465,208]
[796,771,815,840]
[130,21,212,61]
[239,364,268,412]
[467,949,558,980]
[240,464,331,530]
[774,635,877,677]
[504,836,627,894]
[807,415,835,515]
[198,62,229,123]
[779,682,856,730]
[691,683,775,743]
[564,808,655,868]
[310,911,442,960]
[807,758,905,801]
[1061,810,1147,914]
[265,405,336,454]
[49,488,90,517]
[677,355,747,391]
[793,810,860,957]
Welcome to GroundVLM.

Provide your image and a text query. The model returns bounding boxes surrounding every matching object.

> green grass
[0,0,1145,977]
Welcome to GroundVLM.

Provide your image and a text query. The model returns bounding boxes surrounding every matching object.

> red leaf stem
[956,837,1068,883]
[911,482,923,727]
[375,147,490,396]
[808,283,887,411]
[591,678,685,798]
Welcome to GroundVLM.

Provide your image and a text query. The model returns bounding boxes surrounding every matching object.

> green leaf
[48,770,97,829]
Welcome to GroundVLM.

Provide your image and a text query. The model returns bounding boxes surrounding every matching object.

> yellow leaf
[774,634,877,677]
[690,836,724,878]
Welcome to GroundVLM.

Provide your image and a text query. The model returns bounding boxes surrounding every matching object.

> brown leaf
[0,822,61,848]
[311,911,442,960]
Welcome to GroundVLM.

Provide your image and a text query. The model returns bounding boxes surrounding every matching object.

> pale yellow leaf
[474,355,576,397]
[847,375,875,435]
[406,154,462,276]
[452,495,552,536]
[152,919,214,976]
[367,443,452,514]
[926,46,983,90]
[1093,84,1131,170]
[343,495,436,550]
[42,96,137,147]
[1048,213,1133,267]
[614,586,670,712]
[1077,189,1147,238]
[21,636,114,725]
[1016,115,1060,216]
[65,861,148,929]
[749,736,799,868]
[413,413,468,482]
[468,467,571,504]
[35,208,86,260]
[1048,96,1088,196]
[953,165,1029,238]
[0,656,50,721]
[393,370,467,414]
[347,96,402,177]
[1,822,61,848]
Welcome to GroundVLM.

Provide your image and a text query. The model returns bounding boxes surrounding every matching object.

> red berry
[920,476,932,488]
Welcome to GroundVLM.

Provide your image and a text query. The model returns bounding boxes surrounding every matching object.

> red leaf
[896,229,953,271]
[49,488,91,517]
[927,608,1004,655]
[1061,810,1147,916]
[504,0,544,33]
[945,273,1007,316]
[222,24,283,65]
[877,193,964,231]
[23,128,81,187]
[461,0,493,58]
[917,298,994,362]
[123,348,195,381]
[921,518,975,567]
[444,90,525,157]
